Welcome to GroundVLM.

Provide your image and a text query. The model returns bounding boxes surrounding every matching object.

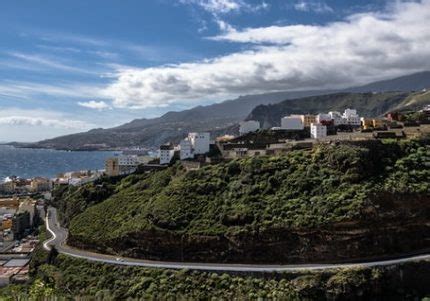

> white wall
[179,139,194,160]
[310,123,327,139]
[189,132,210,155]
[239,120,260,135]
[281,116,304,130]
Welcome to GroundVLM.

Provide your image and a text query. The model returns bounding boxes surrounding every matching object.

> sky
[0,0,430,142]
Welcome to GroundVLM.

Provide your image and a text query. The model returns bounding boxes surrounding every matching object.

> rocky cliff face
[68,192,430,264]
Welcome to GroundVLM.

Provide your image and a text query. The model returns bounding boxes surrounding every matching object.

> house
[342,109,361,127]
[239,120,260,135]
[281,116,304,130]
[386,111,404,122]
[30,177,52,193]
[360,117,373,129]
[294,114,316,127]
[372,118,387,129]
[188,132,210,155]
[105,155,147,176]
[329,111,344,125]
[179,138,194,160]
[159,144,175,165]
[310,123,327,139]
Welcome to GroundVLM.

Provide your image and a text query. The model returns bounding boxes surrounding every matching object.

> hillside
[29,90,329,150]
[52,138,430,264]
[248,91,430,129]
[30,71,430,150]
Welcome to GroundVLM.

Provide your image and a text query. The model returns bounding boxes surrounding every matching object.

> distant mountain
[348,71,430,93]
[248,91,430,129]
[28,90,332,150]
[30,71,430,150]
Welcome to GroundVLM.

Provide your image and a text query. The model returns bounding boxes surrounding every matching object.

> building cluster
[0,176,52,196]
[279,109,362,139]
[159,132,211,165]
[0,258,31,287]
[0,197,40,242]
[223,106,430,159]
[240,109,363,141]
[53,170,104,186]
[104,155,153,177]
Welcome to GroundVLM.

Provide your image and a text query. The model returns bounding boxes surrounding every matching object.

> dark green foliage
[4,255,430,300]
[66,139,429,249]
[51,175,124,226]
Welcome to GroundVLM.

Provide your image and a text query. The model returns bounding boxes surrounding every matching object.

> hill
[52,139,430,264]
[29,71,430,150]
[248,91,430,128]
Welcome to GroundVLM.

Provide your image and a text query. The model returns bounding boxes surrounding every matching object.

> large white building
[281,116,304,130]
[310,123,327,139]
[179,138,194,160]
[159,144,175,165]
[188,132,210,155]
[239,120,260,135]
[342,109,361,126]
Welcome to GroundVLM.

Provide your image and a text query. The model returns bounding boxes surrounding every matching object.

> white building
[342,108,361,126]
[179,138,194,160]
[239,120,260,135]
[159,144,175,165]
[281,116,304,130]
[188,132,210,155]
[316,113,332,124]
[118,155,141,166]
[310,123,327,139]
[328,111,345,125]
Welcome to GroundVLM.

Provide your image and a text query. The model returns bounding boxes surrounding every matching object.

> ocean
[0,145,118,180]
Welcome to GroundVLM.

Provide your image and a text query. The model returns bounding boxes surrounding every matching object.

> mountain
[30,71,430,150]
[348,71,430,93]
[247,90,430,129]
[26,90,332,150]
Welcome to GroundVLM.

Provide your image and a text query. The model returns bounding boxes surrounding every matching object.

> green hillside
[54,138,430,263]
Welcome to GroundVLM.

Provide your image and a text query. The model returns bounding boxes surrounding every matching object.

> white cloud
[8,52,98,75]
[179,0,268,14]
[103,0,430,109]
[78,100,112,110]
[0,80,104,100]
[0,108,93,130]
[294,0,333,13]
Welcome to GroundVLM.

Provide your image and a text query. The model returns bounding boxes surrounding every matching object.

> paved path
[44,207,430,272]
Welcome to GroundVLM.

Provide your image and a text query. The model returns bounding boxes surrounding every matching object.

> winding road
[44,207,430,272]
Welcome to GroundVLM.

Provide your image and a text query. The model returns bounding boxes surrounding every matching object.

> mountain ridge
[28,71,430,150]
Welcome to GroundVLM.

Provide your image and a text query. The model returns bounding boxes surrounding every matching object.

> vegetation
[59,139,430,262]
[51,175,125,226]
[2,254,430,300]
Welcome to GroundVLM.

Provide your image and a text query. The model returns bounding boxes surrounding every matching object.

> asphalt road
[44,207,430,272]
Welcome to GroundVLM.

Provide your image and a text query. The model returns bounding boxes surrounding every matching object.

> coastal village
[104,105,430,176]
[0,105,429,286]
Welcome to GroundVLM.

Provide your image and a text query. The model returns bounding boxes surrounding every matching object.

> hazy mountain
[29,71,430,150]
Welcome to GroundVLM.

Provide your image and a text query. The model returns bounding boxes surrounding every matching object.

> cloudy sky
[1,0,429,142]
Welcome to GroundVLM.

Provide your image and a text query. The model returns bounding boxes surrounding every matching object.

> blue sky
[0,0,429,141]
